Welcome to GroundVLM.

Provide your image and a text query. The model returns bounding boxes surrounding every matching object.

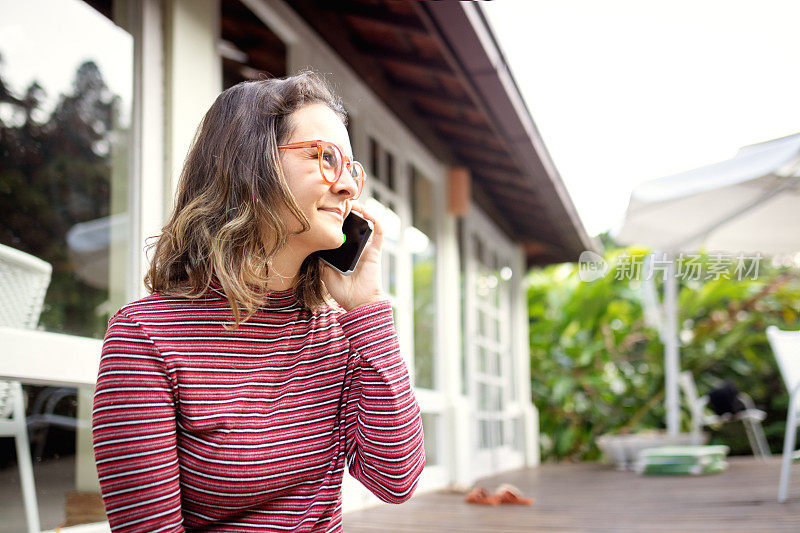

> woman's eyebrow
[324,138,355,158]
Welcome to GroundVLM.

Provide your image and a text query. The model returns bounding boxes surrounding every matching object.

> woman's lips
[318,208,343,222]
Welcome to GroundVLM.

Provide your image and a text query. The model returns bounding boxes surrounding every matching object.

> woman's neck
[265,242,306,291]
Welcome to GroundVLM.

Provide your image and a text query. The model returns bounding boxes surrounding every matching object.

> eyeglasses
[277,140,366,200]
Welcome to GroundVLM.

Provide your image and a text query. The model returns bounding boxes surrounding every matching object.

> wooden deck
[343,457,800,532]
[2,455,798,531]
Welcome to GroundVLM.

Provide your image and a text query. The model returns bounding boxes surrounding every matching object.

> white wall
[163,0,222,203]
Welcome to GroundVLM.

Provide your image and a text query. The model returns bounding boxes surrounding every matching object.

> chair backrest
[678,371,705,431]
[766,326,800,395]
[679,371,701,406]
[0,243,53,329]
[0,243,53,418]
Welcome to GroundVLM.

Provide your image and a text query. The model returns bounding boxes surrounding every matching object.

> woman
[92,71,425,532]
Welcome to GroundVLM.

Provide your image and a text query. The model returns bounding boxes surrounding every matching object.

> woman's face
[279,103,359,254]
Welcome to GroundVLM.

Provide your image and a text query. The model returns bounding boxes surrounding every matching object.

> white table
[0,326,102,387]
[0,326,103,495]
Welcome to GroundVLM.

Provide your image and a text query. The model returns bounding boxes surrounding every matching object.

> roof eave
[416,1,600,265]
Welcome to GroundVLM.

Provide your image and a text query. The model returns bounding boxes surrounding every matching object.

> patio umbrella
[614,132,800,436]
[66,213,128,290]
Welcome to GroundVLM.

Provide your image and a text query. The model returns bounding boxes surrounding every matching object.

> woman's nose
[333,171,359,199]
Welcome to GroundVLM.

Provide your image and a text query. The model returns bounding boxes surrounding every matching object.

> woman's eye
[322,152,336,168]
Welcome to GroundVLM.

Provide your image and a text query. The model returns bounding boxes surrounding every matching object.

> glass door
[463,212,523,478]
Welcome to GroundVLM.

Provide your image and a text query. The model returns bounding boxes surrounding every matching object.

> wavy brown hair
[144,71,347,328]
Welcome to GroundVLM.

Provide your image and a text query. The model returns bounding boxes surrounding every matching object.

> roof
[287,0,598,266]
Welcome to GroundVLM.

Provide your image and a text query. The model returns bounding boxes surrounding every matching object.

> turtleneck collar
[207,275,298,308]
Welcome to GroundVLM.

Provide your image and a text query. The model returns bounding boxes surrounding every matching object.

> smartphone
[316,210,373,275]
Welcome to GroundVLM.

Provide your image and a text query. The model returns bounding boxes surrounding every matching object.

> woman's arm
[338,300,426,504]
[92,311,185,532]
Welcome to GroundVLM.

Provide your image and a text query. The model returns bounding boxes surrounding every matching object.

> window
[0,0,133,338]
[364,137,402,329]
[409,165,436,389]
[368,135,397,193]
[0,1,133,528]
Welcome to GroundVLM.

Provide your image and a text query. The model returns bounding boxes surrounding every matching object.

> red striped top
[91,277,425,532]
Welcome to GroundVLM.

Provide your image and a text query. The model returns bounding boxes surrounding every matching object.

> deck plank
[343,457,800,532]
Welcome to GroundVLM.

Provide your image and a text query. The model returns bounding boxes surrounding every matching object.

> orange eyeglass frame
[277,140,366,200]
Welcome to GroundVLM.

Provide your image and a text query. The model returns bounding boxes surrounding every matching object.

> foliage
[412,254,435,388]
[528,247,800,462]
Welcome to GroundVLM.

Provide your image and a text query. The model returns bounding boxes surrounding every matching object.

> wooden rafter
[352,38,454,77]
[454,149,521,174]
[341,8,428,34]
[288,0,456,164]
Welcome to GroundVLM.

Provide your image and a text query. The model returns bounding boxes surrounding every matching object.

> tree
[0,59,119,338]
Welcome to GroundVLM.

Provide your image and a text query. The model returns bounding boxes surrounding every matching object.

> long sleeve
[92,311,185,532]
[338,300,426,503]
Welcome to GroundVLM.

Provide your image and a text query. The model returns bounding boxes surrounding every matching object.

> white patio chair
[678,370,769,458]
[766,326,800,503]
[0,242,52,532]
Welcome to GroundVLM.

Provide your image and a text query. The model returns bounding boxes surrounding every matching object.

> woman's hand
[319,202,387,312]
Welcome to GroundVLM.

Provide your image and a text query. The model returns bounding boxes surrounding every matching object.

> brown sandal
[493,483,534,505]
[464,486,499,505]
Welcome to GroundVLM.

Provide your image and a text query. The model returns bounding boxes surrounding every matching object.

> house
[0,0,595,526]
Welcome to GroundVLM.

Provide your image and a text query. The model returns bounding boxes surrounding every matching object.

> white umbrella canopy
[614,133,800,436]
[616,133,800,255]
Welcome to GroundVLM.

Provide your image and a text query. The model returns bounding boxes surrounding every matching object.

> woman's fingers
[350,201,383,251]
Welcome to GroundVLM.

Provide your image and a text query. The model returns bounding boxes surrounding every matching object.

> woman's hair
[144,71,347,329]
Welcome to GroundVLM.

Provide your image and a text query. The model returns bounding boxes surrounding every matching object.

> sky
[0,0,132,123]
[482,0,800,236]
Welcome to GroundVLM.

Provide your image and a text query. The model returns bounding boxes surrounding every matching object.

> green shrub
[529,247,800,461]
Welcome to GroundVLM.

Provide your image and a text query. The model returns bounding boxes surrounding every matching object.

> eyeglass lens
[323,144,364,180]
[320,144,341,182]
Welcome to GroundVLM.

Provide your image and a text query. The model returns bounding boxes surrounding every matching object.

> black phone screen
[315,211,373,275]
